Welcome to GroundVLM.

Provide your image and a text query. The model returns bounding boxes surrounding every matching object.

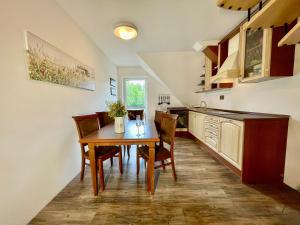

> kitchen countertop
[168,107,290,121]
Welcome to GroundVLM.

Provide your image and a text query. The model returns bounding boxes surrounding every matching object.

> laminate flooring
[29,138,300,225]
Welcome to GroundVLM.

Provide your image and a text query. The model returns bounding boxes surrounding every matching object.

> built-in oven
[167,107,189,131]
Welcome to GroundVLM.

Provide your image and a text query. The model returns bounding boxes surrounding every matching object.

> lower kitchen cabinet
[195,113,205,141]
[189,111,205,142]
[188,111,196,135]
[203,115,220,152]
[219,118,244,170]
[188,110,289,184]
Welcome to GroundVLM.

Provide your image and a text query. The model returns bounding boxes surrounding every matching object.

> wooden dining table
[79,120,160,195]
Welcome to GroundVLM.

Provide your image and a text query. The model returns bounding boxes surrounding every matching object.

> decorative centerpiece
[107,100,127,133]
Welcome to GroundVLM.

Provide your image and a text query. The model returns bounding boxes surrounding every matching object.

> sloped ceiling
[139,52,203,105]
[56,0,246,66]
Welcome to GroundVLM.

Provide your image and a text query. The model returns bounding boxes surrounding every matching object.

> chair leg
[136,152,140,175]
[161,160,166,170]
[80,156,85,181]
[127,145,131,158]
[171,158,177,181]
[98,159,105,191]
[118,147,123,174]
[110,157,113,167]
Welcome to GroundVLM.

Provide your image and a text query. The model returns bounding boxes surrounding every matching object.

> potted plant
[106,100,127,133]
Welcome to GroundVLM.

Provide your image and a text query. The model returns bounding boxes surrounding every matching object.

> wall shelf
[278,22,300,46]
[194,87,231,94]
[244,0,300,30]
[203,46,219,64]
[216,0,261,11]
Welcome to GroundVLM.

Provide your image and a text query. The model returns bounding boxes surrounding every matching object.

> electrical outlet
[220,95,224,100]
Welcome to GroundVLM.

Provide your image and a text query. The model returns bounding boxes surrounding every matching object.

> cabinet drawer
[205,130,218,138]
[205,136,218,150]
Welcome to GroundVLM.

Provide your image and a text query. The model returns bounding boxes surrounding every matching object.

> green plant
[106,100,127,118]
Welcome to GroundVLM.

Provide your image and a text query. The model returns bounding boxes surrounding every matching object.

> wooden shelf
[244,0,300,30]
[216,0,261,11]
[194,88,230,93]
[278,22,300,46]
[202,46,218,64]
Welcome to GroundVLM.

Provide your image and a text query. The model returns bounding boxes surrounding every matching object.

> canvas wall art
[25,31,95,91]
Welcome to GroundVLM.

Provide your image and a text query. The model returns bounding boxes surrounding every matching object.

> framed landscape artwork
[25,31,95,91]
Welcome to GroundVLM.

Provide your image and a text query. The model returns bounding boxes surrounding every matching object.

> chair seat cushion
[137,145,171,161]
[85,146,119,159]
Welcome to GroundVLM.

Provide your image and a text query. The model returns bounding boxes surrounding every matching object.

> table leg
[147,142,155,194]
[88,143,98,196]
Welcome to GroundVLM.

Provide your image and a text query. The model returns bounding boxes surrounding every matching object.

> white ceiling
[56,0,247,66]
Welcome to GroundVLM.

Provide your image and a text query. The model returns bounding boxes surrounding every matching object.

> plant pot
[114,116,125,133]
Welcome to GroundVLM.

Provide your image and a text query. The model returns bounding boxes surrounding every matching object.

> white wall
[0,1,117,224]
[139,52,204,106]
[117,67,183,120]
[200,44,300,191]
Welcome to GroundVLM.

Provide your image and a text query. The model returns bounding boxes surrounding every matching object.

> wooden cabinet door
[240,25,272,83]
[195,113,205,141]
[219,119,244,169]
[188,111,195,135]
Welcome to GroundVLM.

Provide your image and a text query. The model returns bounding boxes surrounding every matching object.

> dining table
[79,119,160,195]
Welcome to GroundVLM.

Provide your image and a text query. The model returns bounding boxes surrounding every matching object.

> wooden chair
[127,109,144,120]
[96,111,114,128]
[125,109,145,158]
[72,114,123,190]
[136,113,178,180]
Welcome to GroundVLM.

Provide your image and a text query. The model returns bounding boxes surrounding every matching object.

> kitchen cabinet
[189,111,205,141]
[239,23,295,83]
[195,113,205,141]
[188,109,289,184]
[203,115,220,152]
[188,111,196,135]
[219,118,244,169]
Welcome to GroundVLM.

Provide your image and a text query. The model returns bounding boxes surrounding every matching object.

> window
[123,78,146,109]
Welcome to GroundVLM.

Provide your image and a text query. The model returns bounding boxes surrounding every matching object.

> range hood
[210,51,240,84]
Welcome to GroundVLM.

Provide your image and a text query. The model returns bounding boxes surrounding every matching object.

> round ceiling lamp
[114,23,138,40]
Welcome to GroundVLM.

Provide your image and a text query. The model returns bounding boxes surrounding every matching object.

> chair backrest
[72,114,100,139]
[160,113,178,147]
[127,109,144,120]
[154,110,164,132]
[96,111,114,128]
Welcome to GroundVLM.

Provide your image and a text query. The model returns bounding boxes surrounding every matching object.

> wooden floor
[30,138,300,225]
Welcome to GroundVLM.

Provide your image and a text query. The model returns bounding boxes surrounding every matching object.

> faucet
[200,100,207,110]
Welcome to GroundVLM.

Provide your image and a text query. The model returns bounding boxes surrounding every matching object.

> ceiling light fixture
[114,23,138,40]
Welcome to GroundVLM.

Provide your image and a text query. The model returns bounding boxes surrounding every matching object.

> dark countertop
[168,107,289,121]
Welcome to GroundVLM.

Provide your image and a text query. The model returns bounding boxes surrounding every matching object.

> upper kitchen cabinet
[239,23,296,83]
